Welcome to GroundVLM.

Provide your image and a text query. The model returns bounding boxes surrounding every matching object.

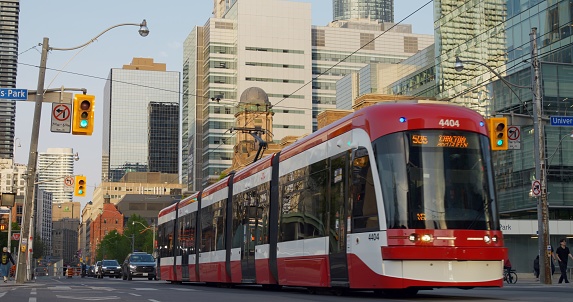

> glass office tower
[333,0,394,23]
[102,58,180,182]
[0,0,19,159]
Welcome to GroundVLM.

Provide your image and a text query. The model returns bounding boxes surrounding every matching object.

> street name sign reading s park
[550,116,573,126]
[0,88,28,100]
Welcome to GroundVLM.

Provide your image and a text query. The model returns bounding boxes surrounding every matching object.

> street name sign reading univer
[550,116,573,126]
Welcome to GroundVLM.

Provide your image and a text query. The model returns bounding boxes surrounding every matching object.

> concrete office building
[182,0,432,191]
[0,0,19,159]
[37,148,75,204]
[102,58,180,182]
[34,188,53,257]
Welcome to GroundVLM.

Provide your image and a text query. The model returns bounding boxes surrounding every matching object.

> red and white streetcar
[157,102,506,296]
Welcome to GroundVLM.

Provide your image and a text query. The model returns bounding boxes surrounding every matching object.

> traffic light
[75,175,86,197]
[488,117,508,151]
[72,94,95,135]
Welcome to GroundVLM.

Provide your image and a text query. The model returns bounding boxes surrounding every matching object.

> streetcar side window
[278,159,328,242]
[200,205,214,252]
[159,220,175,257]
[350,149,379,232]
[179,212,196,254]
[214,200,226,251]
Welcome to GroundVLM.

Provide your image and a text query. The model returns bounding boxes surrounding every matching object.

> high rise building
[333,0,394,23]
[182,0,432,191]
[34,188,53,257]
[37,148,75,204]
[0,0,19,159]
[102,58,180,182]
[183,0,313,190]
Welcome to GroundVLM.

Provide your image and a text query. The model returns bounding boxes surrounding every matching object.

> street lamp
[455,28,551,284]
[16,19,149,284]
[132,220,155,254]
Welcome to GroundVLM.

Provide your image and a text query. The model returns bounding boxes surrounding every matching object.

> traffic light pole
[16,37,49,284]
[530,28,551,285]
[15,20,149,285]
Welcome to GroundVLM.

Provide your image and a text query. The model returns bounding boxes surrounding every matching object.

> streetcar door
[240,191,257,282]
[328,152,349,284]
[180,215,189,280]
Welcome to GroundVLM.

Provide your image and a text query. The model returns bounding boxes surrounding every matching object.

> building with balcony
[37,148,75,204]
[0,0,19,159]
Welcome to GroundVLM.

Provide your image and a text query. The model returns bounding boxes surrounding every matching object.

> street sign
[63,175,75,193]
[507,126,521,150]
[0,88,28,100]
[532,180,541,197]
[12,233,20,241]
[550,116,573,126]
[51,103,71,133]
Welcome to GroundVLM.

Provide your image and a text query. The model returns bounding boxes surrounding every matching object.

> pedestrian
[533,255,540,279]
[555,238,573,283]
[1,247,15,282]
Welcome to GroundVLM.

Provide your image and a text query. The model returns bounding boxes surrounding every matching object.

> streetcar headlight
[484,235,491,243]
[408,233,419,242]
[421,234,433,242]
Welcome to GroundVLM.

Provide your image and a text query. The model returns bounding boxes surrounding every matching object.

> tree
[125,214,153,254]
[96,230,131,261]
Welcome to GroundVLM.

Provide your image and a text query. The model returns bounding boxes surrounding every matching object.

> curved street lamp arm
[50,20,148,51]
[455,57,532,89]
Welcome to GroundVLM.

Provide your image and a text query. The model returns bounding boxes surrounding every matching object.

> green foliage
[96,230,131,261]
[94,214,154,262]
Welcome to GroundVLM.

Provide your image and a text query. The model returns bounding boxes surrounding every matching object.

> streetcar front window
[375,130,499,230]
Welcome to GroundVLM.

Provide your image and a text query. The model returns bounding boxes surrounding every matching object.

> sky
[13,0,434,207]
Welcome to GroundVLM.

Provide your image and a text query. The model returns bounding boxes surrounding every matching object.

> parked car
[122,252,156,280]
[98,260,122,278]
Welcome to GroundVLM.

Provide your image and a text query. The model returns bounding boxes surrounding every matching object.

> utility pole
[16,37,49,284]
[531,27,551,284]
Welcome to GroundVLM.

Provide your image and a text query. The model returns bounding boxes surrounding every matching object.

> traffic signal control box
[488,117,508,151]
[72,94,95,135]
[74,175,86,197]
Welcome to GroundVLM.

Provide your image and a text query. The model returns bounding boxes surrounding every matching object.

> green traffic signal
[80,120,88,128]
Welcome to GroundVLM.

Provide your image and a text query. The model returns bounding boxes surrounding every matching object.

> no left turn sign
[532,180,541,197]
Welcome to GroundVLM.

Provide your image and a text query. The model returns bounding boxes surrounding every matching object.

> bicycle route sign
[51,103,71,133]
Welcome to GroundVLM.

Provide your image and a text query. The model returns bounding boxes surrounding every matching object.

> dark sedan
[98,260,122,278]
[122,252,156,280]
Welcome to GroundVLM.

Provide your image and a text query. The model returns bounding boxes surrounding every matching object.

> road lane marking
[129,293,141,296]
[149,300,160,302]
[29,298,36,302]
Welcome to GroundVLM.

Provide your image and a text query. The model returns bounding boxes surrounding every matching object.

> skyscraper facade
[333,0,394,23]
[102,58,180,182]
[37,148,75,204]
[182,0,432,191]
[0,0,19,159]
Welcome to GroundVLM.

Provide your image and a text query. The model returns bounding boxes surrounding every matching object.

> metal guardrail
[33,266,83,278]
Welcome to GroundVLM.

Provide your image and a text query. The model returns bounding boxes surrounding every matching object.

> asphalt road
[1,274,572,302]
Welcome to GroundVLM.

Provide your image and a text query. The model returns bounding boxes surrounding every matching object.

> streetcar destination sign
[550,116,573,126]
[0,88,28,100]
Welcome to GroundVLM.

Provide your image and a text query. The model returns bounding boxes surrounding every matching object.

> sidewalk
[511,272,573,286]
